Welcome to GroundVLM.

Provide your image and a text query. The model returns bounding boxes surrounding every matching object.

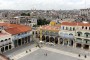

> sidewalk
[10,47,39,60]
[42,47,88,60]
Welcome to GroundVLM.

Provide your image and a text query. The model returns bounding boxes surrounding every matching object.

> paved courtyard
[18,49,80,60]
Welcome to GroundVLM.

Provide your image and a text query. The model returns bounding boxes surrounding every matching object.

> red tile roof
[61,22,90,26]
[0,23,32,35]
[61,22,77,26]
[40,25,60,32]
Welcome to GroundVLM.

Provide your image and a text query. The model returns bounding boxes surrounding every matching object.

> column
[58,38,60,45]
[16,40,18,47]
[73,38,76,48]
[67,39,69,46]
[81,39,83,49]
[89,46,90,50]
[63,39,64,45]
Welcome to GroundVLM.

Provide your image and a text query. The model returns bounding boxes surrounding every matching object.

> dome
[50,21,56,26]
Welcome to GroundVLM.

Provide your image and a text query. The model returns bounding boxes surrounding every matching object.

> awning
[77,32,82,34]
[84,32,90,34]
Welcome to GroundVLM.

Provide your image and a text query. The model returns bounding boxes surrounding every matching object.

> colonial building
[75,22,90,50]
[9,16,37,27]
[59,22,76,46]
[37,21,90,50]
[0,23,32,53]
[37,21,61,44]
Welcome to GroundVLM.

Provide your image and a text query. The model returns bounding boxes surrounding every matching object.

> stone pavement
[42,47,90,60]
[9,46,90,60]
[42,47,84,60]
[10,47,39,60]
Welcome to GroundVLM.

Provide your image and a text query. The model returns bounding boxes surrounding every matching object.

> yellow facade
[50,21,56,26]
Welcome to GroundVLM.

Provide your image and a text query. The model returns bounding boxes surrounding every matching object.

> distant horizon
[0,7,89,10]
[0,0,89,10]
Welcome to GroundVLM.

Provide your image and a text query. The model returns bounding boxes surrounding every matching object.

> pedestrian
[46,53,47,56]
[26,51,28,53]
[78,54,80,57]
[84,55,87,58]
[29,49,31,52]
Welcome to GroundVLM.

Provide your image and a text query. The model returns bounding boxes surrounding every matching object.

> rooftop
[61,22,90,26]
[0,23,32,35]
[39,25,60,32]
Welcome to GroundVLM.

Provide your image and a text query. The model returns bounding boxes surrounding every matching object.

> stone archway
[22,38,24,44]
[69,40,74,46]
[14,40,18,47]
[76,43,82,48]
[83,45,89,50]
[5,46,8,51]
[25,37,27,43]
[9,45,12,49]
[46,36,49,42]
[60,38,63,44]
[1,47,4,53]
[64,39,68,45]
[55,37,58,44]
[42,35,45,41]
[50,37,54,43]
[28,36,30,43]
[18,39,22,46]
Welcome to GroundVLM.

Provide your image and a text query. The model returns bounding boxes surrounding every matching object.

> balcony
[82,39,90,45]
[75,38,82,43]
[60,33,74,39]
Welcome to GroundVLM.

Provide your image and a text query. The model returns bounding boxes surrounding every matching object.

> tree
[37,18,50,25]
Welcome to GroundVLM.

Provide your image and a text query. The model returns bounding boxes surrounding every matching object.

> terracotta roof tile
[61,22,90,26]
[0,23,32,35]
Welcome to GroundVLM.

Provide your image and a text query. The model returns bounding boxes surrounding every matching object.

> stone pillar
[24,37,26,44]
[67,39,69,46]
[74,43,76,48]
[3,46,5,52]
[58,38,60,45]
[89,46,90,50]
[17,40,18,47]
[81,39,84,49]
[63,39,64,45]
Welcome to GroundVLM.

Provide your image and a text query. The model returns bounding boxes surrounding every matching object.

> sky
[0,0,89,10]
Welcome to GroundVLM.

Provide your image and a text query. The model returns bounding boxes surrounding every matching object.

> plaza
[18,49,80,60]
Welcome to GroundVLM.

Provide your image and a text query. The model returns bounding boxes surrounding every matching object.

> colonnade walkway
[10,46,90,60]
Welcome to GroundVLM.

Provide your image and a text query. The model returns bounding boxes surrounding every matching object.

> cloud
[0,0,89,10]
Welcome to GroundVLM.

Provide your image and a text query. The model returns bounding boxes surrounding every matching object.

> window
[70,27,72,31]
[73,27,75,31]
[85,27,87,30]
[1,40,3,42]
[82,26,84,29]
[78,33,80,36]
[5,39,7,41]
[66,27,68,30]
[9,38,11,40]
[86,34,88,37]
[86,40,87,43]
[62,26,64,30]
